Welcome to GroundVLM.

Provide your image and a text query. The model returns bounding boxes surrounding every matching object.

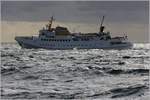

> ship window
[73,38,78,41]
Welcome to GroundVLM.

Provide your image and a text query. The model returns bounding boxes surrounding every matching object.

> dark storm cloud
[1,1,149,24]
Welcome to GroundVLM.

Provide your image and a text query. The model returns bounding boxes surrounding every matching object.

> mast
[47,16,54,31]
[99,16,105,33]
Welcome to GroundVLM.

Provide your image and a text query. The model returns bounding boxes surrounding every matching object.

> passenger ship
[15,16,133,49]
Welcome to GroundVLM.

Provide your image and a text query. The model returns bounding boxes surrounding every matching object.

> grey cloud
[1,1,148,24]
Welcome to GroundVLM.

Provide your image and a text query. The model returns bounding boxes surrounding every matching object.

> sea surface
[1,43,150,100]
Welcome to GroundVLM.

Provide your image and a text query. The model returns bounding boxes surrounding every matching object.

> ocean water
[1,43,150,100]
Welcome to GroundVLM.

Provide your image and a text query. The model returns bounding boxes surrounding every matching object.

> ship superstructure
[15,16,133,49]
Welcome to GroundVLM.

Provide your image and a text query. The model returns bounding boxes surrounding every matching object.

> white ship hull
[15,36,133,50]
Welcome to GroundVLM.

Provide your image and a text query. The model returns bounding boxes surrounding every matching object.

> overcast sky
[1,1,149,43]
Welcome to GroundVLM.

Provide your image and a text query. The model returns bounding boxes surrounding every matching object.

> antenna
[99,16,105,33]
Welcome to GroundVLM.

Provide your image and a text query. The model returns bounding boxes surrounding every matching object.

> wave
[1,43,149,99]
[122,56,150,59]
[2,90,82,99]
[106,68,149,75]
[107,69,124,75]
[110,84,148,98]
[1,65,32,75]
[21,75,39,80]
[2,91,32,99]
[127,69,149,74]
[133,43,150,50]
[86,84,148,99]
[1,67,19,75]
